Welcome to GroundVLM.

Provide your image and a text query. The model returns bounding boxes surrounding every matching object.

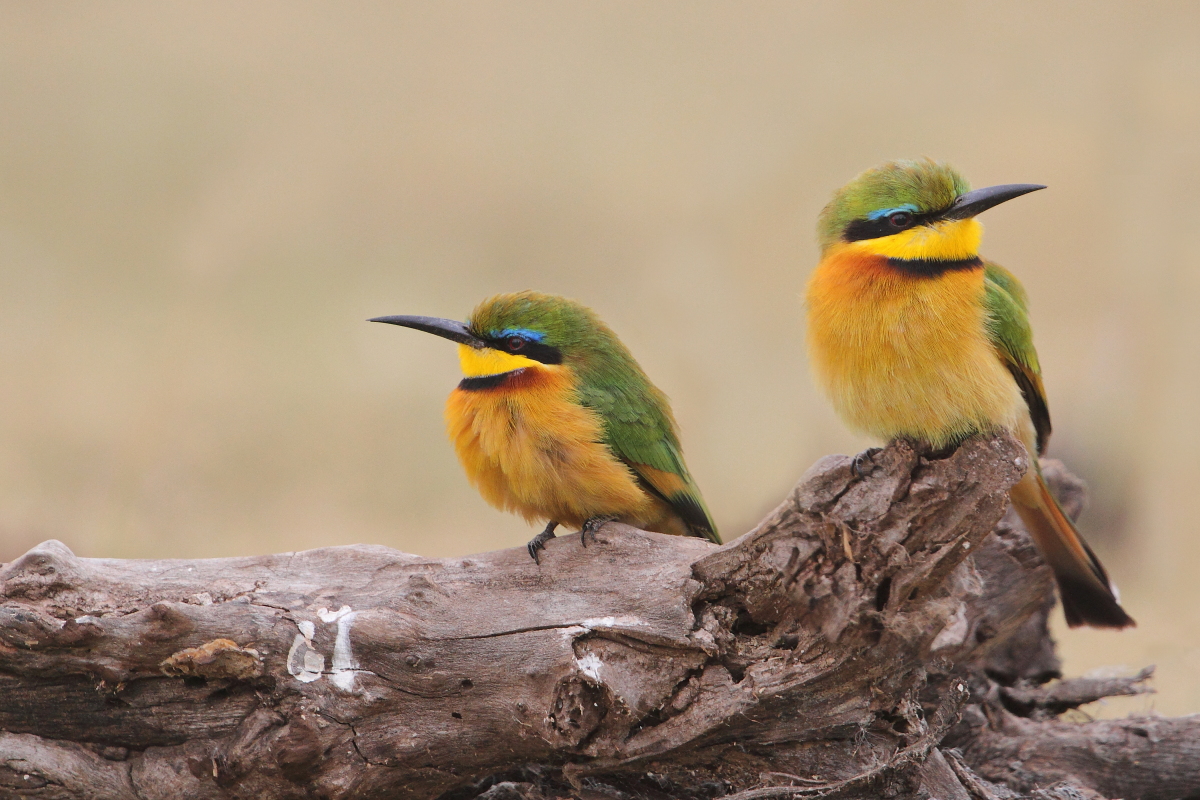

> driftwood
[0,434,1196,800]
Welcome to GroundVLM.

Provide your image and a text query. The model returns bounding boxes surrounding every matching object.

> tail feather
[1009,469,1135,629]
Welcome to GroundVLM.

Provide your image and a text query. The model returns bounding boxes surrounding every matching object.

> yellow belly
[445,366,665,530]
[806,249,1026,450]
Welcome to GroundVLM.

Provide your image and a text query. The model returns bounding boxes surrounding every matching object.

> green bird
[372,290,720,561]
[806,158,1134,628]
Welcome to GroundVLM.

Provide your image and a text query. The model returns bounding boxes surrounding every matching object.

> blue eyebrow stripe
[867,203,919,220]
[494,328,546,342]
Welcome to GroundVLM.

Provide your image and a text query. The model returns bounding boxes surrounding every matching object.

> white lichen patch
[318,605,359,691]
[576,652,603,682]
[287,619,325,683]
[287,607,359,690]
[931,603,970,651]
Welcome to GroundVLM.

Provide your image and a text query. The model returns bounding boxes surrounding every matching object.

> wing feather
[576,381,720,543]
[983,262,1051,455]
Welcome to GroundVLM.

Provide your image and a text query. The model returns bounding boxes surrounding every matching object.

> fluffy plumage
[807,160,1133,628]
[378,291,719,556]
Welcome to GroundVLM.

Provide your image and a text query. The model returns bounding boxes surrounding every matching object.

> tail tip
[1060,577,1136,629]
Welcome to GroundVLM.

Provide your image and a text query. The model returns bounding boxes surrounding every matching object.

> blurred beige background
[1,3,1197,714]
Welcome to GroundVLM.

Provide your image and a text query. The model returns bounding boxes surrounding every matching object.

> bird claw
[851,447,882,480]
[580,516,617,548]
[526,521,559,564]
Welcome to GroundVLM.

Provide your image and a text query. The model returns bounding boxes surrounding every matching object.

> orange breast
[805,247,1026,449]
[444,367,657,529]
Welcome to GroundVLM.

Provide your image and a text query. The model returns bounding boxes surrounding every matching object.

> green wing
[576,380,721,544]
[983,261,1051,455]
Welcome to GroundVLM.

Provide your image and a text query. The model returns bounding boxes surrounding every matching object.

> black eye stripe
[515,341,562,364]
[843,209,940,242]
[480,334,563,365]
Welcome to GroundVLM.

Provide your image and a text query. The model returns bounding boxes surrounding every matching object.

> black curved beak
[369,315,486,348]
[940,183,1046,221]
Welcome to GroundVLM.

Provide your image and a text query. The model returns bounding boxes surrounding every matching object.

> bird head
[817,159,1044,262]
[372,290,625,383]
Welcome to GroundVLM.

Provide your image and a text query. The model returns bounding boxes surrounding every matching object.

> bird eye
[506,336,526,352]
[888,211,914,228]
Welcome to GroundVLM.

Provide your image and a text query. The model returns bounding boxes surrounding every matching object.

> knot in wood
[0,539,85,600]
[546,675,607,747]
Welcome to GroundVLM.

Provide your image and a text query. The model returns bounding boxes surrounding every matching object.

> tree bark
[0,435,1194,800]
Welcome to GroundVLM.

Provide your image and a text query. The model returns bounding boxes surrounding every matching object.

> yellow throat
[847,218,983,261]
[457,344,542,377]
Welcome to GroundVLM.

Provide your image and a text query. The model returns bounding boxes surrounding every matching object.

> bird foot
[580,516,617,548]
[851,447,883,480]
[526,521,559,564]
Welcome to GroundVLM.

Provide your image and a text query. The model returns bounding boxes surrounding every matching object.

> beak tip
[945,182,1047,220]
[366,314,482,347]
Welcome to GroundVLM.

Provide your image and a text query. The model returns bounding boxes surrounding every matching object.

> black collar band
[458,369,525,391]
[887,256,983,277]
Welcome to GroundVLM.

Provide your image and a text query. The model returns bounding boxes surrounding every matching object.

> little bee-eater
[372,291,720,562]
[806,159,1133,628]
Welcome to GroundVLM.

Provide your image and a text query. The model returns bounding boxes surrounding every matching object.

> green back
[982,262,1051,454]
[469,291,720,542]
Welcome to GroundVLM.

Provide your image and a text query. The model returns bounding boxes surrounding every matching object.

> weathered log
[0,434,1195,800]
[955,702,1200,800]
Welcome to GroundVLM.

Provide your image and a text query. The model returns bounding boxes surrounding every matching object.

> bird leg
[580,515,618,548]
[526,521,559,564]
[851,447,883,480]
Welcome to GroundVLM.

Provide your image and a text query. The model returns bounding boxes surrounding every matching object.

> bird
[371,290,720,562]
[805,158,1134,629]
